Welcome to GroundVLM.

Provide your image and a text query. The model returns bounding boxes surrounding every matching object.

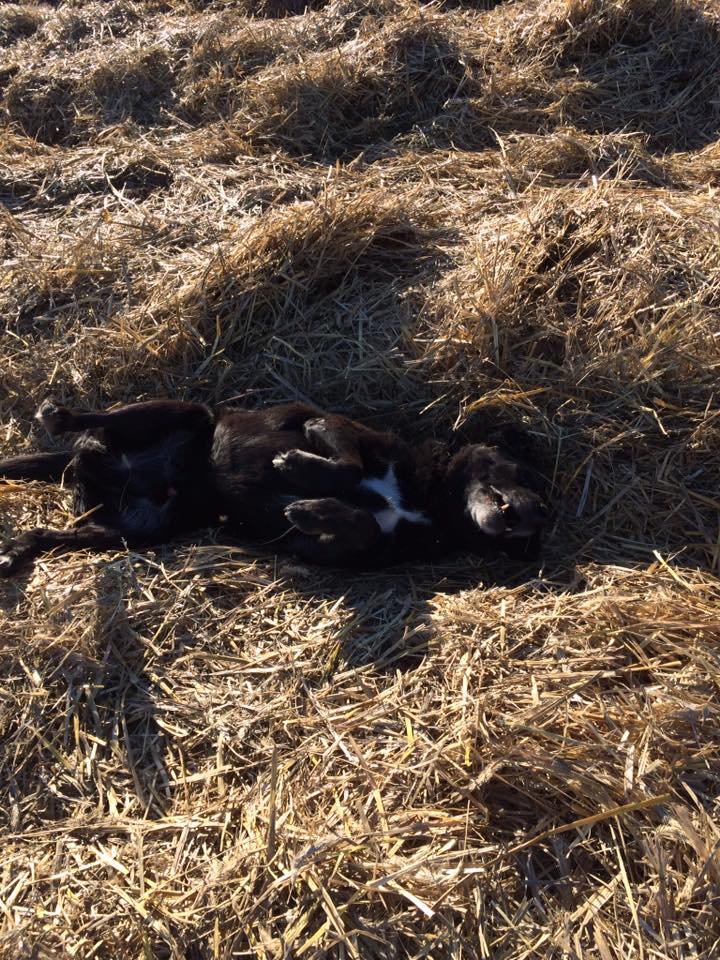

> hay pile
[2,0,720,956]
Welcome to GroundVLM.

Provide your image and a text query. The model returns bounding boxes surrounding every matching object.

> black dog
[0,398,546,574]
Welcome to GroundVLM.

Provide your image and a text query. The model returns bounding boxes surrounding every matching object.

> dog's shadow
[219,540,556,675]
[0,561,175,821]
[0,490,558,833]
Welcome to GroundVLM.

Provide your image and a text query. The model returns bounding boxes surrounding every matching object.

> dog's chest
[358,464,430,534]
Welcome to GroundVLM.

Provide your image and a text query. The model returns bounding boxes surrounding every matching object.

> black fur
[0,399,546,574]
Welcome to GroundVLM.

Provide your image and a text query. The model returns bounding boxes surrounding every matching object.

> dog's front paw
[303,417,330,443]
[272,450,294,471]
[273,449,311,476]
[35,400,75,437]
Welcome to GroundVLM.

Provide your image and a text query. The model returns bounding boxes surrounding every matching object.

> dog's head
[442,440,547,556]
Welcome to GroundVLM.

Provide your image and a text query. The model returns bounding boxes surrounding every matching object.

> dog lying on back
[0,398,546,575]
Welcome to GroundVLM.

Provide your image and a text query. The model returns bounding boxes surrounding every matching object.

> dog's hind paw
[272,451,293,471]
[0,536,35,576]
[284,499,322,534]
[35,400,75,437]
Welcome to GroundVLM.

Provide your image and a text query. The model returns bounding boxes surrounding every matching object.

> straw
[2,0,720,956]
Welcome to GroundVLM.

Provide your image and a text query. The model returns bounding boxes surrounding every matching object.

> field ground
[2,0,720,956]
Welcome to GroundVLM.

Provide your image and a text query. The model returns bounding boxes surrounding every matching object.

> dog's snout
[484,485,545,539]
[503,503,521,529]
[504,496,546,539]
[464,484,503,535]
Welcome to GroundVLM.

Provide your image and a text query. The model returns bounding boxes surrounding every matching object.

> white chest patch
[359,464,430,534]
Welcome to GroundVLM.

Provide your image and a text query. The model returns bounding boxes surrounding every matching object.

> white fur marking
[35,402,57,431]
[359,464,429,534]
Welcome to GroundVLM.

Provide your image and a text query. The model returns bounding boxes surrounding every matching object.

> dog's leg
[285,497,381,549]
[0,451,75,483]
[273,417,365,493]
[36,399,214,444]
[281,532,357,565]
[273,451,362,492]
[302,416,361,456]
[0,523,149,576]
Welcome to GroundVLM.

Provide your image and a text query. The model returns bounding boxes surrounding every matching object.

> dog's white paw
[0,552,18,577]
[273,449,311,473]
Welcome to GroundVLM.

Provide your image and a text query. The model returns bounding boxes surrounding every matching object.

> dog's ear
[454,410,535,455]
[452,409,498,448]
[485,423,535,461]
[483,423,550,501]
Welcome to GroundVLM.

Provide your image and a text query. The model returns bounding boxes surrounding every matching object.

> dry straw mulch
[2,0,720,957]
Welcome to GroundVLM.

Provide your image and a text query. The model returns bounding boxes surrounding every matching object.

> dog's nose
[491,487,545,539]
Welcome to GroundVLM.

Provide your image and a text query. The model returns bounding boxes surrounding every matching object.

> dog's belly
[358,465,430,534]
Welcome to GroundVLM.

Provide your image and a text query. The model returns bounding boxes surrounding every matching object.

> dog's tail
[0,451,75,483]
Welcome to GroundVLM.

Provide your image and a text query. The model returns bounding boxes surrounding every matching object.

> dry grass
[2,0,720,957]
